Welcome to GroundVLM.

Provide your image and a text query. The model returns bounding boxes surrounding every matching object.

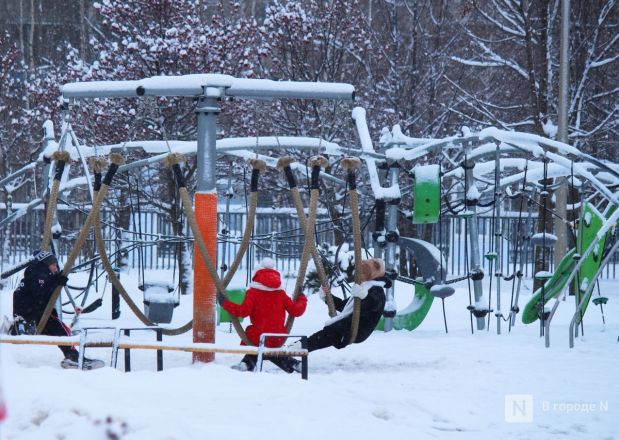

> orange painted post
[193,192,218,362]
[193,89,221,363]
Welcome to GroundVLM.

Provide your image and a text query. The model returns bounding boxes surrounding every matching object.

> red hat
[250,258,282,291]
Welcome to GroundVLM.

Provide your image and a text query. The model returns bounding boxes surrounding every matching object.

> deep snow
[1,266,617,440]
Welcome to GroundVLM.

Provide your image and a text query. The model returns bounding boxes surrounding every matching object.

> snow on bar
[62,74,355,100]
[352,107,400,200]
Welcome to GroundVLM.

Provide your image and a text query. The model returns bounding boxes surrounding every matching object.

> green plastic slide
[522,202,612,324]
[376,281,434,331]
[521,248,577,324]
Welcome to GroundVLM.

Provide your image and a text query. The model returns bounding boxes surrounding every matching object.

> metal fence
[2,207,619,280]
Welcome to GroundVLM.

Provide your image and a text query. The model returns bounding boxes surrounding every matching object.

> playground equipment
[3,71,619,356]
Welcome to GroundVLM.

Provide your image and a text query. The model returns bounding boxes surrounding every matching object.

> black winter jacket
[13,262,63,322]
[325,277,388,348]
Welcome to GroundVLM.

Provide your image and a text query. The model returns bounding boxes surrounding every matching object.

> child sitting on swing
[217,257,307,373]
[305,258,389,352]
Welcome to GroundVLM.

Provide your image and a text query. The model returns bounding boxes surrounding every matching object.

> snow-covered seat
[139,282,178,324]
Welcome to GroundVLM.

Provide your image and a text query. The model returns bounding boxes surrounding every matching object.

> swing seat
[430,284,455,299]
[139,282,178,324]
[592,297,608,306]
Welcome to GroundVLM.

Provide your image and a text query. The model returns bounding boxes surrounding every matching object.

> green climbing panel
[413,165,440,224]
[522,202,614,324]
[217,288,246,324]
[376,281,434,331]
[521,248,577,324]
[576,203,615,318]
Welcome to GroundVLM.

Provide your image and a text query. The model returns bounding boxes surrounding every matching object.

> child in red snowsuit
[218,257,307,373]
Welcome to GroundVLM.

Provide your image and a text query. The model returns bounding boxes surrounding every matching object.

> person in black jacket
[305,258,389,352]
[11,250,98,369]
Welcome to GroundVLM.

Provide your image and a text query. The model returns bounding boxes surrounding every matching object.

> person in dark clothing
[284,258,389,373]
[305,258,389,352]
[11,250,99,369]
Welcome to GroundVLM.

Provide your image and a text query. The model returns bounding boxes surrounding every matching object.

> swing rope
[285,156,329,331]
[277,156,337,319]
[221,160,262,288]
[36,154,125,335]
[167,154,254,346]
[41,151,71,251]
[341,157,363,345]
[91,156,192,336]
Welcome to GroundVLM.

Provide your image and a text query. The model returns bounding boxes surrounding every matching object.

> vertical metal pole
[494,143,502,335]
[78,329,87,370]
[372,162,388,261]
[111,268,120,319]
[193,87,220,363]
[156,328,163,371]
[383,165,400,332]
[124,329,131,372]
[373,202,385,260]
[554,0,570,265]
[464,156,486,330]
[301,336,308,380]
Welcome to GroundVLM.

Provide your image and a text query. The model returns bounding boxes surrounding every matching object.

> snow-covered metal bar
[62,74,355,101]
[352,107,400,200]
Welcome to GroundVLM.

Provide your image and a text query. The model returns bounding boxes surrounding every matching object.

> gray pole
[383,165,400,332]
[464,155,486,330]
[554,0,570,265]
[494,142,502,334]
[196,88,220,192]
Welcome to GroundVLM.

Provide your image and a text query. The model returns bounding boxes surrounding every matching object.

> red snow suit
[223,288,306,347]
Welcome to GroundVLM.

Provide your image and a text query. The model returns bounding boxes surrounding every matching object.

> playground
[2,271,617,439]
[1,73,618,439]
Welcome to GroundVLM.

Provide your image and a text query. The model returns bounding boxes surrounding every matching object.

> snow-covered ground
[1,266,617,439]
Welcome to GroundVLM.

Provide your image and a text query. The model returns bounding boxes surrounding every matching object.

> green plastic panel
[413,165,440,225]
[218,288,246,324]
